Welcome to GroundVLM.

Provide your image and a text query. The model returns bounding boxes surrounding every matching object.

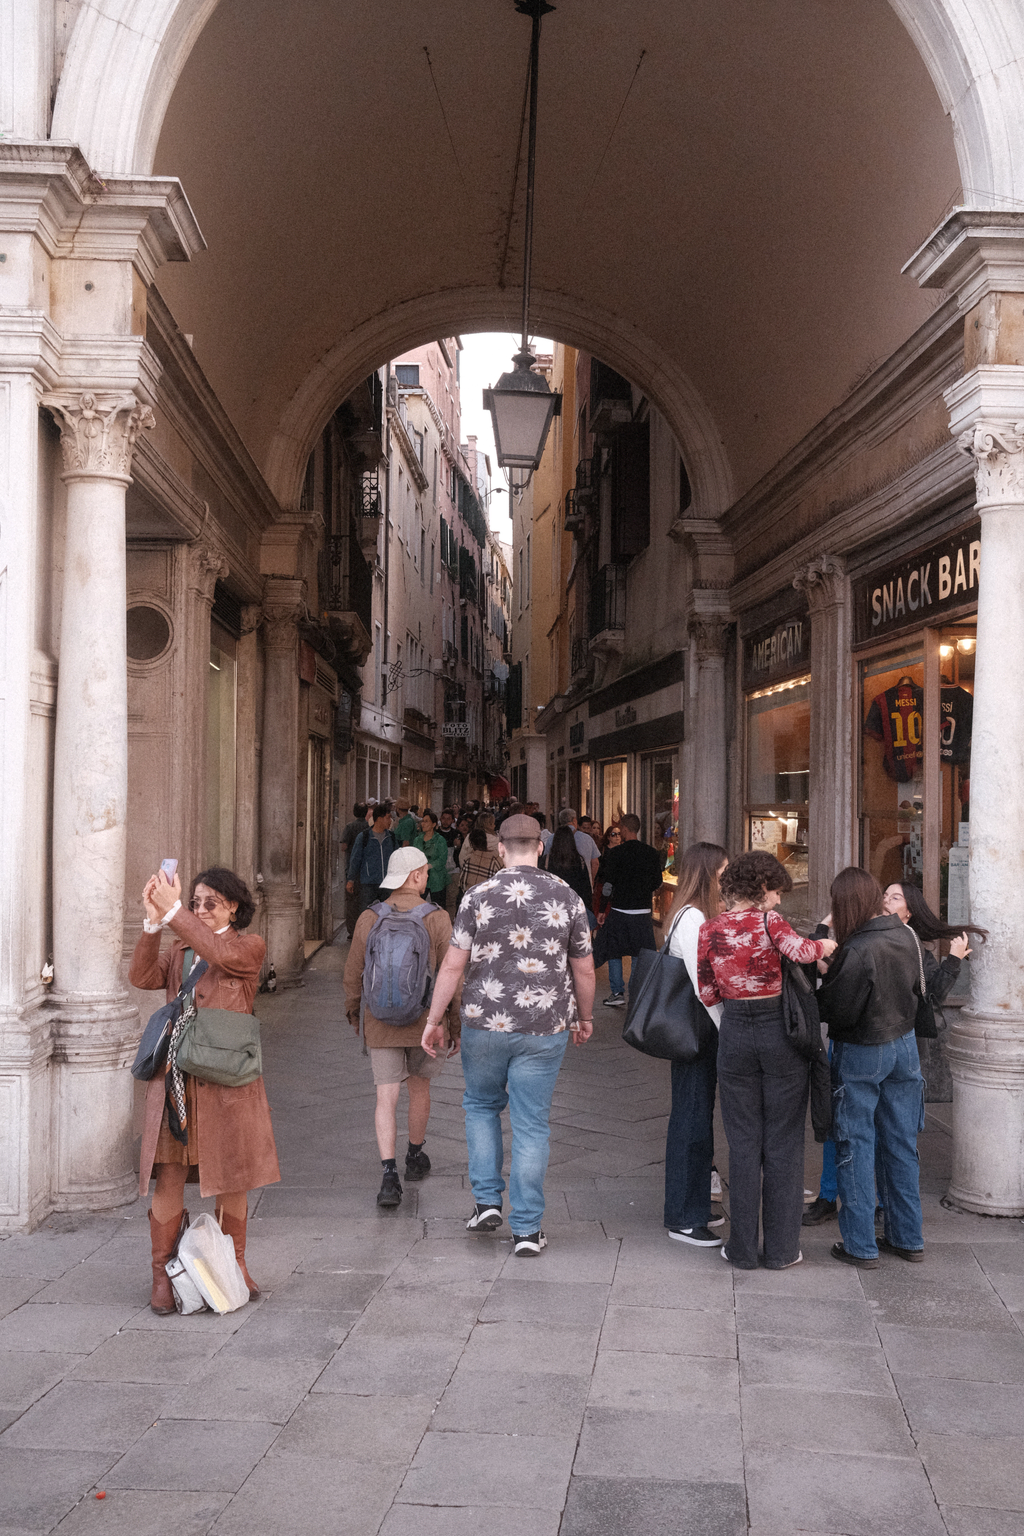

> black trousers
[717,997,809,1268]
[664,1028,718,1230]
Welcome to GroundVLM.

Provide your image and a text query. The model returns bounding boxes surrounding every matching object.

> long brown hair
[831,866,884,947]
[667,843,728,925]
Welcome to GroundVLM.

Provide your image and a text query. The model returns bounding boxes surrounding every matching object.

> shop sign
[442,722,469,738]
[743,614,810,690]
[853,522,981,644]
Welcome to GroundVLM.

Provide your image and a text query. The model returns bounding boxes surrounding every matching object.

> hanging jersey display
[865,681,923,782]
[939,685,973,766]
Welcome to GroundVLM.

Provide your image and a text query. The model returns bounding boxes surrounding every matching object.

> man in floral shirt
[421,814,595,1256]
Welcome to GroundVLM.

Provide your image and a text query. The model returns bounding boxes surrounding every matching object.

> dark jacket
[816,914,920,1046]
[921,946,961,1005]
[348,828,397,887]
[599,839,663,909]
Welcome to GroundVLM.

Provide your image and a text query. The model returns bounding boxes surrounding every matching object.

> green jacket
[395,813,418,846]
[414,830,449,892]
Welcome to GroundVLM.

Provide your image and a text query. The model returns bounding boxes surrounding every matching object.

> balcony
[565,454,597,534]
[588,563,627,640]
[319,533,374,664]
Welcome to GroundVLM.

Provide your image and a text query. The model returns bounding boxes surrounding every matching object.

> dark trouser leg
[664,1033,719,1230]
[756,1015,811,1268]
[358,883,381,915]
[716,1010,763,1268]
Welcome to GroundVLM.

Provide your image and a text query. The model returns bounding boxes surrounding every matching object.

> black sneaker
[603,993,625,1008]
[668,1226,723,1247]
[376,1170,403,1209]
[404,1149,431,1182]
[877,1236,924,1263]
[466,1203,503,1233]
[512,1231,547,1257]
[802,1197,839,1227]
[831,1241,877,1269]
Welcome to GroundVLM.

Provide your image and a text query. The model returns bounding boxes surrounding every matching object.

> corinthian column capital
[794,552,847,612]
[39,391,155,481]
[689,615,730,662]
[187,539,229,604]
[262,577,306,650]
[957,419,1024,509]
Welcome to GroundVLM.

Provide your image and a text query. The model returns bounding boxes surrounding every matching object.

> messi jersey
[940,685,973,766]
[865,683,923,782]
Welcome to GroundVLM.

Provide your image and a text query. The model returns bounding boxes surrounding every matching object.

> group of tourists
[131,802,977,1311]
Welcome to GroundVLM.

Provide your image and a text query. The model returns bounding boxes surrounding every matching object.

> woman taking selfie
[663,843,728,1248]
[697,851,836,1270]
[817,867,925,1268]
[130,866,279,1313]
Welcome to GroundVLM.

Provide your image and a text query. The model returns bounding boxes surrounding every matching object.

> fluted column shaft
[794,555,852,920]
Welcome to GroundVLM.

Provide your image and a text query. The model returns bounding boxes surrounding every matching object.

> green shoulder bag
[174,949,263,1087]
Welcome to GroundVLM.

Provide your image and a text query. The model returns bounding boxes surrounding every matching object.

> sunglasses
[190,897,225,913]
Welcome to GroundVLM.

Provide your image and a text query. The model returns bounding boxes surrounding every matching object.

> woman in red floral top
[698,851,835,1270]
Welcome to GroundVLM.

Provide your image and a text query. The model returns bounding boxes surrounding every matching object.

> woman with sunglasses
[130,866,280,1314]
[593,825,622,927]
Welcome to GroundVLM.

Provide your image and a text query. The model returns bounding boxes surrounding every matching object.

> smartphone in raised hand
[160,859,178,885]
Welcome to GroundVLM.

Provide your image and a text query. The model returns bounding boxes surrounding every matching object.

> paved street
[2,938,1023,1535]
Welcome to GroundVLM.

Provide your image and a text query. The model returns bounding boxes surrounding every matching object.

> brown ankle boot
[217,1209,260,1299]
[149,1208,188,1315]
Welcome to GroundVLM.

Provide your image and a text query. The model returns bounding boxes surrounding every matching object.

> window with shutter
[611,420,651,560]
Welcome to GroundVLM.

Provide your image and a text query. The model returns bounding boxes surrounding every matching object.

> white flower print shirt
[453,867,592,1035]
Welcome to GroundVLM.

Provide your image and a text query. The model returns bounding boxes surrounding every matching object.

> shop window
[745,676,810,924]
[642,752,679,882]
[601,760,627,829]
[206,622,237,866]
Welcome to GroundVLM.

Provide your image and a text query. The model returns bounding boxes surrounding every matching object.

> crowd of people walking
[132,794,978,1308]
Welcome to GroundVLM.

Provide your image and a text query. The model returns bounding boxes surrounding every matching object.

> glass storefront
[745,676,811,925]
[600,758,627,833]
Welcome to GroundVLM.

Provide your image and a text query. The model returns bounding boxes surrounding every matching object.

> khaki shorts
[370,1046,446,1086]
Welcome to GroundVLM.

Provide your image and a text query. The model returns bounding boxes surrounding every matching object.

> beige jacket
[344,891,461,1048]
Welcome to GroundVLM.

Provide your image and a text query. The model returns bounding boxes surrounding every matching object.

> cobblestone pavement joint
[2,939,1022,1534]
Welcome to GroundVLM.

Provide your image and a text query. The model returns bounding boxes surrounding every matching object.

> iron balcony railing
[319,533,373,634]
[588,563,627,638]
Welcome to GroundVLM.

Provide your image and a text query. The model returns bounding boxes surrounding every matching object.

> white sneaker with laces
[710,1168,723,1199]
[512,1231,547,1257]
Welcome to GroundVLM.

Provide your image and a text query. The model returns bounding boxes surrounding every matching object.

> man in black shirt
[595,814,663,1006]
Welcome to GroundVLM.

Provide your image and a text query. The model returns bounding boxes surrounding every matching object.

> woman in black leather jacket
[882,882,986,1003]
[816,868,925,1270]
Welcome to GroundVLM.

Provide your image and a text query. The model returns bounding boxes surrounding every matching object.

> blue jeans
[832,1032,925,1259]
[460,1026,570,1235]
[818,1043,837,1201]
[607,956,624,994]
[664,1030,718,1229]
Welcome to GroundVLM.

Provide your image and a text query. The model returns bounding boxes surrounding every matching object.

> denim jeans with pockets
[831,1031,924,1259]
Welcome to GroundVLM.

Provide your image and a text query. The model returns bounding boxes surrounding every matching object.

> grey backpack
[364,902,435,1024]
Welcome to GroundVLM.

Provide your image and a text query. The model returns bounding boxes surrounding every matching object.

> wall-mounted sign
[442,722,469,738]
[743,613,810,691]
[853,521,981,645]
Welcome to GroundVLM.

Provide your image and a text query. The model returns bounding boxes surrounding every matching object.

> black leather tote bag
[763,914,823,1062]
[131,953,208,1081]
[621,910,716,1064]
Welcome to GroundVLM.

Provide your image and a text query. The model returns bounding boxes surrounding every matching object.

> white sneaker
[710,1169,723,1199]
[512,1231,547,1257]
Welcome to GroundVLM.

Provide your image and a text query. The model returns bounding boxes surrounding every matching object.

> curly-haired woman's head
[720,850,792,908]
[189,867,256,930]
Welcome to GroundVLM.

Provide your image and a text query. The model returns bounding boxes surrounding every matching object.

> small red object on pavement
[95,1492,106,1500]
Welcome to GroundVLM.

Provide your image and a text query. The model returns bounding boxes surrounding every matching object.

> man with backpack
[346,804,397,916]
[344,847,460,1209]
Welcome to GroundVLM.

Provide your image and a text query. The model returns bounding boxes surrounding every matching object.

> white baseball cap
[380,846,429,890]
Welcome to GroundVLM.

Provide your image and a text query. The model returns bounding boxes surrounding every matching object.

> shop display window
[859,647,925,890]
[745,677,811,924]
[642,752,679,881]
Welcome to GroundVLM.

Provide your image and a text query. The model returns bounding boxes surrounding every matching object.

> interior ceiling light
[483,0,562,492]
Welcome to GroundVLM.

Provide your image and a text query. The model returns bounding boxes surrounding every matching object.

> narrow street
[1,940,1023,1535]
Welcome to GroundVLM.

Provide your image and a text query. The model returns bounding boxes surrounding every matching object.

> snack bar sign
[853,522,981,644]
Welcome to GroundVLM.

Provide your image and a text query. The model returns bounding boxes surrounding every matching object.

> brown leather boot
[217,1208,260,1299]
[149,1208,188,1315]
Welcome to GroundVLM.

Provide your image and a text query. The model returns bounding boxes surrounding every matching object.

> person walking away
[817,868,931,1268]
[595,813,663,1006]
[347,805,397,914]
[394,803,419,847]
[339,802,369,938]
[697,851,835,1269]
[458,811,498,872]
[543,825,594,920]
[131,866,280,1313]
[663,843,729,1248]
[421,814,595,1255]
[458,826,503,901]
[414,809,451,907]
[541,808,600,885]
[345,847,460,1208]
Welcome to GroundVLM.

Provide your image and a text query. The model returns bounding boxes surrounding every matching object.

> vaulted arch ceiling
[63,0,971,504]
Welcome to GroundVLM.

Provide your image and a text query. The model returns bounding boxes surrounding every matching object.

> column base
[264,883,305,987]
[0,1003,54,1232]
[49,995,140,1215]
[945,1011,1024,1217]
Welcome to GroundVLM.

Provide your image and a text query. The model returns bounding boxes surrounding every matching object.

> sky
[458,330,553,547]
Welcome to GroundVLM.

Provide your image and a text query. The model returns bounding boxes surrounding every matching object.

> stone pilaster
[40,388,155,1212]
[688,611,731,847]
[793,553,852,920]
[260,579,306,986]
[941,371,1024,1214]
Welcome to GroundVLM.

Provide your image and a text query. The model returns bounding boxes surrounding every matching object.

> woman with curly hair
[697,851,836,1269]
[130,865,280,1313]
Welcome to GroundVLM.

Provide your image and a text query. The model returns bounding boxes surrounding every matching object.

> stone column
[184,538,230,875]
[794,554,853,920]
[689,614,731,847]
[40,388,155,1211]
[942,372,1024,1215]
[260,579,306,985]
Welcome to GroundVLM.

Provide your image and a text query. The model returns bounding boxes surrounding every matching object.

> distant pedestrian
[458,826,503,899]
[394,803,419,846]
[542,825,594,922]
[459,811,497,871]
[594,813,663,1006]
[421,814,595,1255]
[413,810,450,906]
[340,802,369,937]
[697,851,835,1270]
[347,805,397,914]
[345,848,460,1210]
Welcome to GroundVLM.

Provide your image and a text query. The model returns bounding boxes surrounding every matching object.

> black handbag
[908,928,940,1039]
[621,909,716,1064]
[131,951,208,1080]
[763,915,823,1063]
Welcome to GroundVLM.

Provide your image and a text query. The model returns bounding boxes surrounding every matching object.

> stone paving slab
[0,937,1021,1534]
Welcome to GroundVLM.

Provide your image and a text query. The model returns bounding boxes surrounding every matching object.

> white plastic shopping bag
[165,1253,208,1314]
[176,1212,250,1313]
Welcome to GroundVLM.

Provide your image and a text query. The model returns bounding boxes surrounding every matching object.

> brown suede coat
[130,908,281,1198]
